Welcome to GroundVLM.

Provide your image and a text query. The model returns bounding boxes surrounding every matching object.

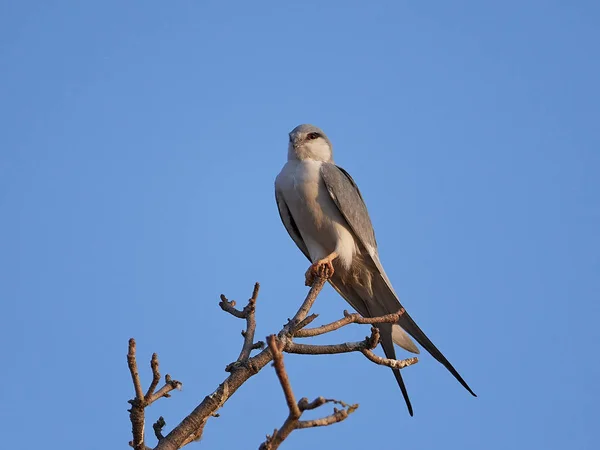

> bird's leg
[305,252,338,286]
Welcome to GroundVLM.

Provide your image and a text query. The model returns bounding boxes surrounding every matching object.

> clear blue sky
[1,1,598,449]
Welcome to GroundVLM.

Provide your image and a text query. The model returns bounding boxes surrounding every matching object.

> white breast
[276,160,357,269]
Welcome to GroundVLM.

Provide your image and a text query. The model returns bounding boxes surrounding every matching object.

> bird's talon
[305,260,335,286]
[304,267,316,286]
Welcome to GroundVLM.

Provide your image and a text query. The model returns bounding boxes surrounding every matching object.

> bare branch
[285,325,380,355]
[361,349,419,370]
[131,277,417,449]
[284,340,375,355]
[286,327,418,370]
[127,338,147,450]
[293,313,319,333]
[127,341,181,450]
[296,406,355,428]
[153,281,329,450]
[128,339,145,402]
[285,277,327,335]
[219,294,246,318]
[220,283,263,367]
[238,282,261,361]
[268,335,301,418]
[259,335,357,450]
[295,309,405,338]
[145,353,160,401]
[153,417,166,442]
[147,374,183,404]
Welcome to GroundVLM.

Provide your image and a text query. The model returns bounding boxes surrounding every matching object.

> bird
[274,124,476,415]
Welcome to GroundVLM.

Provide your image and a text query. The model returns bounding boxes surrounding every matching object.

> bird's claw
[305,260,335,286]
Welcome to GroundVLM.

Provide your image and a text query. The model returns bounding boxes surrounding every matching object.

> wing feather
[320,163,477,399]
[275,188,311,261]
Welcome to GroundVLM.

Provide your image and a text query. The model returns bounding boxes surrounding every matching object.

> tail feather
[379,323,414,416]
[370,270,476,396]
[328,259,476,417]
[392,324,420,354]
[328,278,416,415]
[397,309,477,397]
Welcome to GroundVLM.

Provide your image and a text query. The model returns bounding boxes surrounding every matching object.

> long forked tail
[397,309,477,397]
[370,269,477,397]
[379,324,414,416]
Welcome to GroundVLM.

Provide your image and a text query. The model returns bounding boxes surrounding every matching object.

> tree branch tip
[251,282,260,300]
[365,327,380,349]
[153,416,166,441]
[170,380,183,390]
[346,403,359,414]
[292,313,319,334]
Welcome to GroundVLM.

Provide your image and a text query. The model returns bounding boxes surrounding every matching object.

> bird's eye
[306,132,320,140]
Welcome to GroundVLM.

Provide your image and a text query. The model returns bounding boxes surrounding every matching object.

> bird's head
[288,124,333,162]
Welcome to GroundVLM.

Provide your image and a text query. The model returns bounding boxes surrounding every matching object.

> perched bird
[275,124,476,415]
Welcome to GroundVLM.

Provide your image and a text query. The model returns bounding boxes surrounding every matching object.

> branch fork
[258,335,358,450]
[220,283,265,369]
[127,276,418,450]
[127,339,182,450]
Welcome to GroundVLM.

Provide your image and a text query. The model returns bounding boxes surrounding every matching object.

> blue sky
[1,1,599,449]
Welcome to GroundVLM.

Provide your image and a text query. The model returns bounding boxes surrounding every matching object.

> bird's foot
[305,253,338,286]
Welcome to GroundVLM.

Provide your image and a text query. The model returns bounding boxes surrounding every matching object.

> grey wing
[320,164,396,291]
[320,163,477,398]
[320,164,378,252]
[320,163,393,285]
[275,188,311,261]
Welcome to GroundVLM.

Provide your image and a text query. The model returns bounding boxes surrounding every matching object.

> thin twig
[361,350,419,370]
[127,339,146,450]
[153,417,166,441]
[286,327,418,369]
[147,374,183,404]
[219,295,246,318]
[296,407,354,428]
[285,326,380,355]
[238,283,261,361]
[295,309,404,338]
[268,335,301,418]
[284,277,327,335]
[292,313,319,334]
[145,353,160,401]
[127,340,181,450]
[259,335,357,450]
[220,283,263,366]
[128,339,145,402]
